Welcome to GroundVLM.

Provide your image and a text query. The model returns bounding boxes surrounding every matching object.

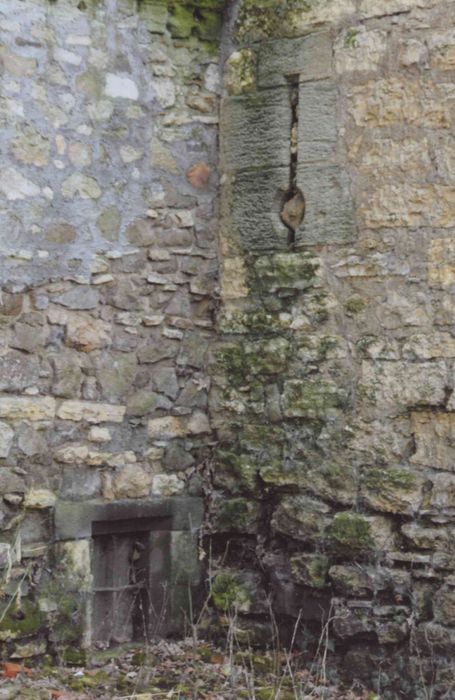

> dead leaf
[1,661,32,678]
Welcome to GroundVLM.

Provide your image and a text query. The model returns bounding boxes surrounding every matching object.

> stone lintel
[54,496,204,541]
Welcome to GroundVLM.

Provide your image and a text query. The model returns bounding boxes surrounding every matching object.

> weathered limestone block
[402,332,455,360]
[56,400,125,423]
[0,396,56,421]
[429,29,455,70]
[361,184,455,229]
[296,164,355,245]
[360,361,447,413]
[65,315,110,352]
[359,0,440,18]
[428,473,455,515]
[290,554,329,588]
[298,82,337,163]
[235,0,355,42]
[401,522,452,550]
[335,28,387,74]
[109,464,153,499]
[24,489,56,509]
[224,49,257,95]
[220,88,292,173]
[329,565,376,597]
[211,569,267,614]
[282,379,343,418]
[428,238,455,287]
[361,467,424,516]
[272,495,332,543]
[257,32,332,87]
[223,167,290,251]
[212,497,261,534]
[333,602,409,643]
[347,78,451,129]
[352,138,432,181]
[151,473,184,496]
[411,412,455,472]
[220,257,249,300]
[148,411,210,440]
[434,582,455,625]
[252,250,318,291]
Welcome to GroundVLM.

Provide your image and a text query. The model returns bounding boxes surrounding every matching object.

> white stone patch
[66,35,91,46]
[4,98,24,117]
[120,145,142,163]
[24,489,56,509]
[87,99,114,121]
[54,47,82,66]
[61,173,101,199]
[0,167,40,200]
[0,421,14,458]
[105,73,139,100]
[42,187,54,200]
[204,63,220,93]
[152,78,176,107]
[152,474,184,497]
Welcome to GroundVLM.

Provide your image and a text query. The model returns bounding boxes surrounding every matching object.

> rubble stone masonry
[0,0,455,696]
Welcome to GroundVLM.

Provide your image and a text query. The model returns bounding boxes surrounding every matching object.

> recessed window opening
[91,516,172,646]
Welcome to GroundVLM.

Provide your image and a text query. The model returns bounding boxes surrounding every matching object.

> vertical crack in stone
[280,76,305,249]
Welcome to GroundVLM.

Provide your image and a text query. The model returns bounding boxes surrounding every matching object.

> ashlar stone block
[257,32,332,87]
[411,412,455,472]
[295,164,356,245]
[223,167,290,251]
[220,88,292,173]
[298,81,338,164]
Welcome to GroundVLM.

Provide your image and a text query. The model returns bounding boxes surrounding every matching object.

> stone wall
[210,0,455,696]
[0,0,222,658]
[1,0,455,695]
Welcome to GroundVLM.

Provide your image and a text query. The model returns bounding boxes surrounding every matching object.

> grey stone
[257,32,332,88]
[53,286,100,310]
[51,351,83,398]
[177,332,210,369]
[11,322,46,353]
[126,389,172,416]
[298,81,338,163]
[224,167,290,251]
[0,351,40,392]
[220,88,292,173]
[0,421,14,458]
[296,164,356,245]
[163,442,195,471]
[151,366,179,399]
[17,425,47,457]
[138,337,179,364]
[176,379,208,409]
[0,468,25,494]
[95,353,137,401]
